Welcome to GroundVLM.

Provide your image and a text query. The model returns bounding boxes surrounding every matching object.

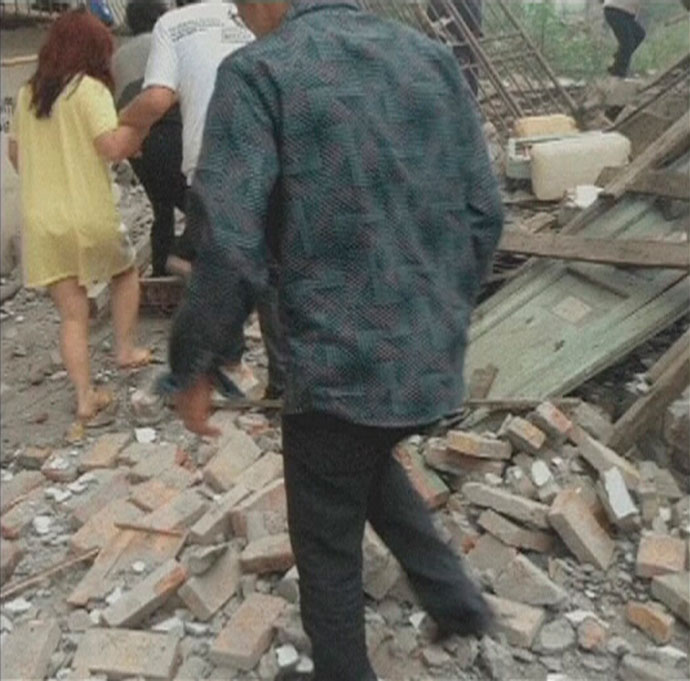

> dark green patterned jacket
[167,0,504,427]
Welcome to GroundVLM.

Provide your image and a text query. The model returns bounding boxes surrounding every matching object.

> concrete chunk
[462,482,550,529]
[210,593,286,670]
[73,628,180,680]
[179,548,241,621]
[548,489,615,570]
[494,554,569,606]
[0,619,61,681]
[484,594,546,648]
[636,534,687,578]
[189,484,251,545]
[80,432,130,471]
[447,431,512,460]
[102,559,187,628]
[597,467,639,530]
[651,572,690,625]
[240,533,294,575]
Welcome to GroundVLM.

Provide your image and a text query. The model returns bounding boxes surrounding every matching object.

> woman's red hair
[29,8,115,118]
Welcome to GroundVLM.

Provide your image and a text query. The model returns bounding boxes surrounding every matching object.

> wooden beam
[607,348,690,453]
[597,168,690,201]
[602,111,690,201]
[498,231,690,269]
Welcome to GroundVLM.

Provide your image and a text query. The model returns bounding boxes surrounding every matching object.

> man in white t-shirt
[120,0,253,265]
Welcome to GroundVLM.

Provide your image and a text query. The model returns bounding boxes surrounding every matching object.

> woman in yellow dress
[9,8,151,423]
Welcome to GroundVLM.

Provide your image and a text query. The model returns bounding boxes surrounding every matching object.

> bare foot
[77,387,114,422]
[116,347,152,370]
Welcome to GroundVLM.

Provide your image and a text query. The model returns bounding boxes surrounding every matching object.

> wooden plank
[597,168,690,201]
[607,347,690,453]
[497,231,690,270]
[602,111,690,201]
[645,329,690,384]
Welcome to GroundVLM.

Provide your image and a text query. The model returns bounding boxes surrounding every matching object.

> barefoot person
[8,8,150,424]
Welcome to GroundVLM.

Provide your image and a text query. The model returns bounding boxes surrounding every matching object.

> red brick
[0,470,44,513]
[234,452,283,493]
[394,445,449,510]
[210,593,286,670]
[505,417,546,454]
[240,533,294,575]
[102,559,188,628]
[230,479,287,538]
[447,431,512,460]
[138,489,209,532]
[425,443,506,478]
[531,402,573,443]
[130,479,184,512]
[189,484,251,545]
[80,433,130,471]
[69,499,143,553]
[0,539,24,582]
[626,601,675,644]
[478,510,555,553]
[636,534,687,578]
[69,470,130,528]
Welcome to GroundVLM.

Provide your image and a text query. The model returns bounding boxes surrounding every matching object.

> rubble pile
[0,388,688,681]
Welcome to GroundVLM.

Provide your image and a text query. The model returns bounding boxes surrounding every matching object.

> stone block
[636,534,687,578]
[531,132,630,201]
[484,594,546,648]
[188,484,250,545]
[0,619,61,681]
[571,429,641,489]
[494,554,568,606]
[234,452,283,493]
[102,559,187,628]
[394,445,449,510]
[17,446,52,470]
[0,539,24,582]
[531,402,573,444]
[179,548,241,621]
[462,482,550,529]
[73,628,180,680]
[447,431,512,460]
[69,499,143,554]
[139,489,209,532]
[651,572,690,625]
[210,593,286,670]
[548,488,615,570]
[0,470,44,512]
[626,601,675,644]
[597,467,639,530]
[80,432,130,471]
[505,417,546,454]
[230,479,287,538]
[477,510,555,553]
[240,533,294,575]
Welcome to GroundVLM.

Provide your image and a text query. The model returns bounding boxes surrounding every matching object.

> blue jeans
[282,412,489,681]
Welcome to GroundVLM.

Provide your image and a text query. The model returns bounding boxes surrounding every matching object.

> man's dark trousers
[604,6,645,77]
[282,412,487,681]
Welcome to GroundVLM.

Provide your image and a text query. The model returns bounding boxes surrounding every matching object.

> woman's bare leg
[110,266,149,367]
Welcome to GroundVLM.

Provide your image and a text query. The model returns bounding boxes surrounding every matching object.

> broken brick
[466,533,517,576]
[69,499,143,554]
[102,558,187,628]
[230,479,287,539]
[0,539,24,582]
[235,452,283,493]
[636,534,687,578]
[577,617,608,652]
[570,428,641,489]
[0,470,44,513]
[483,594,546,648]
[626,601,675,644]
[477,510,555,553]
[446,431,512,460]
[73,628,180,680]
[425,444,506,478]
[548,488,615,570]
[651,571,690,625]
[189,484,251,545]
[494,554,568,606]
[394,445,449,510]
[505,416,546,454]
[210,593,286,670]
[202,419,262,492]
[0,619,61,681]
[67,470,130,529]
[531,402,573,444]
[179,547,241,621]
[462,482,550,529]
[240,533,294,575]
[130,478,184,512]
[80,432,130,471]
[126,444,179,482]
[138,488,209,532]
[1,488,48,539]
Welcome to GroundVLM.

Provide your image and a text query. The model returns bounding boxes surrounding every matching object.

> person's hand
[174,375,221,437]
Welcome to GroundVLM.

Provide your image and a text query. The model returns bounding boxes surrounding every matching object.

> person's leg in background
[110,266,150,368]
[604,7,645,77]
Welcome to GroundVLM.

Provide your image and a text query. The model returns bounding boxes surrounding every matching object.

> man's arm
[119,86,177,130]
[165,58,279,430]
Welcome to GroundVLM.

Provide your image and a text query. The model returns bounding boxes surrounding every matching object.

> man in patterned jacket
[166,1,504,679]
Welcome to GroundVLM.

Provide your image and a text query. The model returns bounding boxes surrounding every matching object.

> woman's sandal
[116,348,154,371]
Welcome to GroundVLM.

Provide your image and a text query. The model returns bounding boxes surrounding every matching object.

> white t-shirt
[143,0,252,181]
